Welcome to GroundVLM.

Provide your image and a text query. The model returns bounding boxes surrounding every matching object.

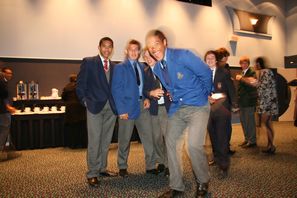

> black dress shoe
[242,142,257,148]
[164,168,170,177]
[87,177,99,187]
[146,169,158,175]
[157,164,166,173]
[119,169,128,177]
[196,183,208,197]
[228,149,236,155]
[158,189,183,198]
[99,171,117,177]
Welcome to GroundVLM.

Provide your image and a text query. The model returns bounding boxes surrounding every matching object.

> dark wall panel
[0,58,81,98]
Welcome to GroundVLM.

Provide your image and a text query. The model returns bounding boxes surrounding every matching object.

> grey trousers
[166,105,210,191]
[0,113,11,149]
[151,106,168,167]
[86,102,116,178]
[239,106,257,144]
[118,101,155,170]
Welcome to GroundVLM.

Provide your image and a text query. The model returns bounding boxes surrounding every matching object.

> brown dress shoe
[208,159,215,166]
[158,189,183,198]
[87,177,99,187]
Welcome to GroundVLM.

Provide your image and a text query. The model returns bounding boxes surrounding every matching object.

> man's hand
[235,74,243,81]
[143,99,150,109]
[119,113,129,120]
[208,96,216,105]
[149,88,164,99]
[6,104,16,114]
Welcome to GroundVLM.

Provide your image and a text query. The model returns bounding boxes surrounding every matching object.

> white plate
[211,93,225,100]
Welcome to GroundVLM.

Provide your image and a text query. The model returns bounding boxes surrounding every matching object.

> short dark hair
[99,37,113,47]
[216,47,230,61]
[69,74,77,83]
[127,39,141,51]
[255,57,266,69]
[146,29,167,43]
[204,50,218,62]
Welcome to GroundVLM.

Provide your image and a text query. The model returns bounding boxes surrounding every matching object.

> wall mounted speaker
[285,55,297,68]
[177,0,212,7]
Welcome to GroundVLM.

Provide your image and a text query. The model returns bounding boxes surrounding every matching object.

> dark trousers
[208,113,231,170]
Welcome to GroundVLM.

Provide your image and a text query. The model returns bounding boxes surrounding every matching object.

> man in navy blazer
[146,30,212,197]
[76,37,117,187]
[112,39,156,177]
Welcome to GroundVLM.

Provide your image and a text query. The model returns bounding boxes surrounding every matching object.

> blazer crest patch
[177,72,184,80]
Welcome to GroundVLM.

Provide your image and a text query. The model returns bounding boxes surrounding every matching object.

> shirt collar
[128,59,138,66]
[99,55,109,63]
[243,68,249,74]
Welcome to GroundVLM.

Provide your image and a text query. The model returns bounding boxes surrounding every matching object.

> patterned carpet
[1,121,297,197]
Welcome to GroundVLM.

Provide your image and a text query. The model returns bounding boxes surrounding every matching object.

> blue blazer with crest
[76,55,117,114]
[153,48,212,116]
[111,59,145,119]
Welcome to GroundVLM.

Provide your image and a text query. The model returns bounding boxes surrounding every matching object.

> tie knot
[161,60,167,69]
[103,59,108,72]
[133,61,137,67]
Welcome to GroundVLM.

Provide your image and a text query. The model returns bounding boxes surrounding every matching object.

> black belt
[158,103,165,106]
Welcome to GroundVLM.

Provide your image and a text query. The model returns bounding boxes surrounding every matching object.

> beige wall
[0,0,288,66]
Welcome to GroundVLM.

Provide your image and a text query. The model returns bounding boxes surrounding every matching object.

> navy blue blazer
[211,67,236,116]
[76,55,117,114]
[153,48,212,116]
[111,59,145,119]
[143,65,170,116]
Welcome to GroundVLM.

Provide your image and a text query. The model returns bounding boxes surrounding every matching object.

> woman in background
[238,57,278,154]
[254,57,278,154]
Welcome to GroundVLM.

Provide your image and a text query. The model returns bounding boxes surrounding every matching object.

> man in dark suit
[236,56,257,148]
[111,39,156,177]
[0,67,16,160]
[205,50,237,179]
[76,37,117,187]
[143,49,170,176]
[146,30,212,198]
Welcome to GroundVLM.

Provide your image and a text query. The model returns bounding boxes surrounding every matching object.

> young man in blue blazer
[111,39,156,177]
[146,30,212,197]
[76,37,117,187]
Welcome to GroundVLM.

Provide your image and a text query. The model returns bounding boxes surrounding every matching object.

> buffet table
[11,111,65,150]
[10,99,140,150]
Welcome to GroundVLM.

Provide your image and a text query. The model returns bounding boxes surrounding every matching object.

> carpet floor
[1,121,297,197]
